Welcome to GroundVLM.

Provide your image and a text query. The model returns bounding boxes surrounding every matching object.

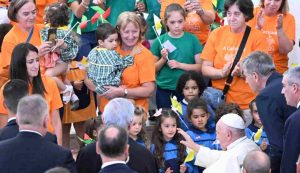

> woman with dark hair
[0,43,63,145]
[201,0,269,126]
[0,0,66,87]
[248,0,295,74]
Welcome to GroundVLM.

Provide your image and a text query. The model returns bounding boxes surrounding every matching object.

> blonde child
[128,106,147,148]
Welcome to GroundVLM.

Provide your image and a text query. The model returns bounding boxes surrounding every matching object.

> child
[150,108,188,173]
[87,23,140,95]
[151,3,203,109]
[185,97,219,173]
[176,71,215,131]
[246,99,270,153]
[215,102,244,123]
[85,116,102,141]
[128,106,147,148]
[40,2,79,107]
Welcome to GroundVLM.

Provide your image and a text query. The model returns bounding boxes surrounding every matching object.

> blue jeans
[75,31,97,61]
[156,87,183,109]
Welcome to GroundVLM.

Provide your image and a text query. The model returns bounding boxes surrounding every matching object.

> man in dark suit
[280,67,300,173]
[76,98,158,173]
[0,95,76,173]
[0,80,57,143]
[242,51,296,173]
[98,125,136,173]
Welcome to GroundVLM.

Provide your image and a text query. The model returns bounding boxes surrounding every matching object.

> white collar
[101,161,126,169]
[7,117,16,122]
[227,136,247,150]
[19,130,43,136]
[182,99,188,105]
[297,101,300,109]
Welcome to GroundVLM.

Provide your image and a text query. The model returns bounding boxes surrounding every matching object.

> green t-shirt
[151,32,203,90]
[106,0,136,26]
[68,0,103,33]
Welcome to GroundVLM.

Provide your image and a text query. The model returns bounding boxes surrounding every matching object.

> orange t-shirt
[99,43,156,112]
[160,0,213,44]
[35,0,58,24]
[201,25,269,109]
[0,24,46,82]
[248,7,295,74]
[0,76,62,133]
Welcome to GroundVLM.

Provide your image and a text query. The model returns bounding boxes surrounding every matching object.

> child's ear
[98,40,104,47]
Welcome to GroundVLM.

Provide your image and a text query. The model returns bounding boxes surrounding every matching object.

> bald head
[98,125,128,158]
[243,151,271,173]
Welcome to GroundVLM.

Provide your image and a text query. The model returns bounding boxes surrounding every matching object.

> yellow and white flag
[153,14,162,35]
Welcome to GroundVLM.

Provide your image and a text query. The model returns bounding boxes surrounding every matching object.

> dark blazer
[99,163,137,173]
[0,119,57,143]
[76,138,158,173]
[281,108,300,173]
[256,72,296,172]
[0,131,76,173]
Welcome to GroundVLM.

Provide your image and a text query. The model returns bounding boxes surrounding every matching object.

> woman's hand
[177,128,200,152]
[101,86,123,99]
[256,10,265,30]
[168,60,181,69]
[136,1,146,12]
[276,14,283,30]
[38,42,52,57]
[231,62,243,77]
[220,61,232,78]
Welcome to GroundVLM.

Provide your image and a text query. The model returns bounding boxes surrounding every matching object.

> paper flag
[79,20,88,29]
[254,126,263,142]
[78,136,95,145]
[91,12,101,24]
[212,0,217,7]
[76,25,81,35]
[142,12,149,20]
[102,7,111,19]
[291,63,298,67]
[153,14,162,35]
[170,96,182,115]
[184,150,195,163]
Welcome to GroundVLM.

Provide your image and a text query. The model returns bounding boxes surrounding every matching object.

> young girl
[246,99,270,154]
[128,106,147,148]
[150,3,203,109]
[185,97,219,173]
[176,71,215,131]
[150,108,187,173]
[40,2,79,107]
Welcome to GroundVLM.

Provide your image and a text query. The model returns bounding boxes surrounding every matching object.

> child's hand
[130,46,142,57]
[260,138,268,151]
[160,48,168,60]
[180,164,187,173]
[165,167,173,173]
[168,60,181,69]
[73,80,83,91]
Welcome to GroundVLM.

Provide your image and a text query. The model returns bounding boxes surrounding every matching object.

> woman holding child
[98,12,156,112]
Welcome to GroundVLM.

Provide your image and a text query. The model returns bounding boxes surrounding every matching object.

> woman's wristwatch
[124,89,128,97]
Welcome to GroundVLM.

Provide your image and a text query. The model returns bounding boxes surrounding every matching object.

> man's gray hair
[102,98,134,128]
[17,95,49,126]
[243,150,271,173]
[283,66,300,86]
[242,51,275,76]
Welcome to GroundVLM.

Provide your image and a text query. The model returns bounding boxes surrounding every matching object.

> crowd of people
[0,0,299,173]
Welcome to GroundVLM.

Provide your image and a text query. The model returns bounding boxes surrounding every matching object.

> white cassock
[195,136,260,173]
